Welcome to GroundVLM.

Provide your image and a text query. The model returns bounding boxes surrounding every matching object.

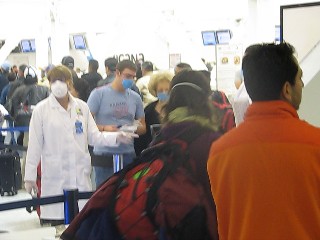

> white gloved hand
[119,125,138,133]
[25,180,38,196]
[119,120,142,133]
[116,131,139,144]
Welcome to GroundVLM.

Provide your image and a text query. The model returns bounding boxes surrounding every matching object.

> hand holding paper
[116,131,139,144]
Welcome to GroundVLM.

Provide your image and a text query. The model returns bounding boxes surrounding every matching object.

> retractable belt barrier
[0,143,28,151]
[0,126,29,132]
[0,190,94,224]
[0,125,29,151]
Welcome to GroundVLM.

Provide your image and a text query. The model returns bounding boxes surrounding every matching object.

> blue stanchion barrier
[0,125,29,150]
[0,195,64,212]
[0,190,93,212]
[0,127,29,132]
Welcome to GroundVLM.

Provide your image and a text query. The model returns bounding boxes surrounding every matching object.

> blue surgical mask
[157,92,169,102]
[122,79,134,89]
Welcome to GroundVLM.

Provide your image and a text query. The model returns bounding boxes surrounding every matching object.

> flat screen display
[20,39,36,52]
[216,30,232,44]
[275,25,281,42]
[201,31,217,46]
[73,35,86,49]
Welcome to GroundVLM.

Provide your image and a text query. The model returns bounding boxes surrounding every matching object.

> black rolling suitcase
[0,148,22,196]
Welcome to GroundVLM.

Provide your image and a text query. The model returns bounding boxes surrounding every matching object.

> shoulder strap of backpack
[222,108,235,133]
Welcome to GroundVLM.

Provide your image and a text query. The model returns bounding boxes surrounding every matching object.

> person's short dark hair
[141,61,153,72]
[163,70,214,123]
[73,77,90,102]
[19,64,27,73]
[89,59,99,72]
[242,43,298,101]
[116,60,137,73]
[174,62,192,75]
[7,72,16,82]
[135,61,142,79]
[11,65,17,72]
[175,62,192,70]
[61,56,75,69]
[104,57,118,72]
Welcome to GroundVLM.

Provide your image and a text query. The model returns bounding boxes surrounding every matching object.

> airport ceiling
[0,0,314,39]
[0,0,249,39]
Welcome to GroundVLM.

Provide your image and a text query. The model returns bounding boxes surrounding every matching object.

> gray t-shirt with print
[87,85,144,155]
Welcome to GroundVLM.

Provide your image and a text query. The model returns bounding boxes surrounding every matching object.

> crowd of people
[0,42,319,239]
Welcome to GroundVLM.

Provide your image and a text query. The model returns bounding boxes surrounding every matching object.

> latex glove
[119,120,142,133]
[119,125,138,133]
[116,131,139,144]
[25,180,38,196]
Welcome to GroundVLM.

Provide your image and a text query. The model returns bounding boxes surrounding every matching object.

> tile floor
[0,190,58,239]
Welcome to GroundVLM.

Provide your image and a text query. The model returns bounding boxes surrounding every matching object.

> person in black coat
[134,71,173,155]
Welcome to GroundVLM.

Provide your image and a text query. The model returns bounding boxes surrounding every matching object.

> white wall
[282,4,320,61]
[281,2,320,127]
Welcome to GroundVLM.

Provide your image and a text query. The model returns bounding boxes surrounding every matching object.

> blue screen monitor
[216,30,232,44]
[73,35,86,49]
[30,39,36,50]
[202,31,217,46]
[275,25,281,42]
[20,39,36,52]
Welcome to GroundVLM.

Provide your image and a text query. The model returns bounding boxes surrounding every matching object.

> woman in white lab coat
[24,65,135,226]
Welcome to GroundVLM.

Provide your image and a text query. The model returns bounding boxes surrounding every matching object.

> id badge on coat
[75,120,83,134]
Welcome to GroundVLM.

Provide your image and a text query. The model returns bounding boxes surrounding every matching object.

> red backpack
[211,90,235,133]
[61,128,219,240]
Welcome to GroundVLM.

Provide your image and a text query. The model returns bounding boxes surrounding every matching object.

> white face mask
[51,80,68,98]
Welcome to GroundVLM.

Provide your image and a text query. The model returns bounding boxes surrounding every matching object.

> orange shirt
[208,101,320,240]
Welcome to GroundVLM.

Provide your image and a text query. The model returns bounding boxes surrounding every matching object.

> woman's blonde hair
[148,71,174,97]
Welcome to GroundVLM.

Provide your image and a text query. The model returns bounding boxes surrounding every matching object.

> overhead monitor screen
[202,31,217,46]
[216,30,232,44]
[275,25,281,42]
[20,39,36,52]
[73,35,86,49]
[30,39,36,50]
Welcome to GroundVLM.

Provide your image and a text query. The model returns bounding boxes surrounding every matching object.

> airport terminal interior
[1,0,320,239]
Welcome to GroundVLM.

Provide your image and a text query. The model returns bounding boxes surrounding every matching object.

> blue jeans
[94,153,135,188]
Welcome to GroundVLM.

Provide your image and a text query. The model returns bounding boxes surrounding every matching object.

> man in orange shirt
[207,43,320,240]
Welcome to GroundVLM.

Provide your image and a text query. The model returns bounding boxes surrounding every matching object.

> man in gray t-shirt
[87,60,146,187]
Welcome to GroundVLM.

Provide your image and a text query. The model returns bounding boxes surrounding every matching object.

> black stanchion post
[63,189,79,224]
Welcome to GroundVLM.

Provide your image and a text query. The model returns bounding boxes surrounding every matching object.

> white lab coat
[0,104,8,137]
[24,93,119,220]
[232,82,252,126]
